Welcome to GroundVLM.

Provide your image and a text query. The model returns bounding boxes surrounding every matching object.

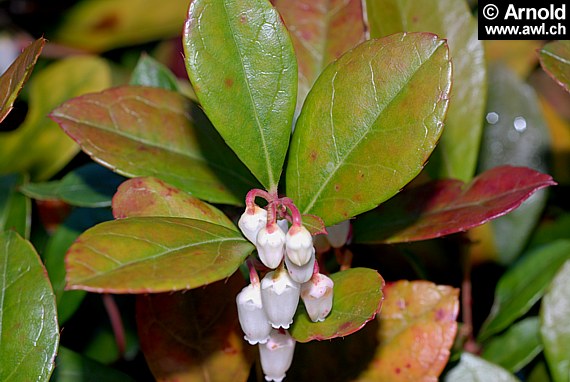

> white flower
[301,273,334,322]
[238,206,267,244]
[236,283,272,345]
[285,225,313,266]
[259,329,296,382]
[256,224,286,269]
[261,269,300,329]
[285,247,315,283]
[326,220,350,248]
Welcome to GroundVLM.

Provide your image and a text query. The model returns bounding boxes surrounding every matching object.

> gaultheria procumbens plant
[43,0,556,380]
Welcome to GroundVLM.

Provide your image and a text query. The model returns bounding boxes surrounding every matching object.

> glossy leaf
[539,40,570,93]
[130,54,179,91]
[0,37,44,123]
[136,274,254,382]
[273,0,365,118]
[51,86,259,205]
[367,0,486,182]
[51,347,135,382]
[112,177,235,230]
[21,163,125,208]
[54,0,190,52]
[444,353,519,382]
[302,214,327,236]
[481,317,543,373]
[65,217,254,293]
[286,33,451,226]
[290,268,384,342]
[0,173,31,238]
[353,166,555,244]
[540,260,570,382]
[478,240,570,341]
[356,280,459,381]
[0,231,59,381]
[0,56,112,180]
[183,0,297,191]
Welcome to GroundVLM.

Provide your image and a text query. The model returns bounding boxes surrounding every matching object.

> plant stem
[102,294,126,358]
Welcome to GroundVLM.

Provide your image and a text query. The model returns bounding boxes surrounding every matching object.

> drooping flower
[236,282,272,345]
[238,206,267,244]
[301,273,334,322]
[259,329,296,382]
[260,268,300,329]
[285,247,315,283]
[256,223,286,269]
[326,220,350,248]
[285,225,313,266]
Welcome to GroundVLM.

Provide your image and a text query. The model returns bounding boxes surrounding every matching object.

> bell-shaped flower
[259,329,296,382]
[285,247,315,283]
[326,220,350,248]
[256,223,285,269]
[238,206,267,244]
[301,273,334,322]
[261,268,300,329]
[285,225,313,266]
[236,283,272,345]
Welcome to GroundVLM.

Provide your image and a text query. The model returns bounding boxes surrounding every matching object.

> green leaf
[478,240,570,341]
[356,280,459,381]
[130,54,179,91]
[287,33,451,226]
[65,217,254,293]
[481,317,543,373]
[0,231,59,382]
[540,260,570,382]
[290,268,384,342]
[21,163,125,208]
[0,174,31,238]
[183,0,297,191]
[0,56,112,180]
[51,86,260,205]
[539,40,570,93]
[0,37,44,123]
[367,0,486,181]
[51,347,135,382]
[444,353,520,382]
[273,0,365,118]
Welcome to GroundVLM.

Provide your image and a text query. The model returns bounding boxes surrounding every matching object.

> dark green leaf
[539,40,570,93]
[0,231,59,381]
[286,33,451,226]
[130,54,179,91]
[444,353,519,382]
[0,173,31,238]
[51,347,135,382]
[183,0,297,191]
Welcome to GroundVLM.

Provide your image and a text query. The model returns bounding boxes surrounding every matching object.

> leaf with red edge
[539,40,570,93]
[136,273,254,382]
[112,177,235,230]
[0,37,44,123]
[356,280,459,381]
[353,166,556,244]
[302,214,327,236]
[290,268,384,343]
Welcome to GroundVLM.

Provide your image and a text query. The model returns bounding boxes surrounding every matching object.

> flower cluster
[235,189,334,382]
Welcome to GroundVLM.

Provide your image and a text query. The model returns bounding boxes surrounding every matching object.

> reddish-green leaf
[0,231,59,381]
[65,217,254,293]
[353,166,556,244]
[273,0,365,118]
[112,177,235,230]
[137,274,254,382]
[290,268,384,342]
[51,86,259,205]
[286,33,451,226]
[302,214,327,236]
[183,0,297,191]
[356,280,459,381]
[0,37,44,123]
[539,40,570,93]
[444,353,519,382]
[367,0,486,182]
[540,260,570,382]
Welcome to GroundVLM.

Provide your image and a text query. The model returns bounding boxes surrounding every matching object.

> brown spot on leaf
[412,15,419,23]
[240,14,247,23]
[92,13,120,32]
[395,367,401,374]
[334,184,340,191]
[224,78,234,88]
[309,150,318,162]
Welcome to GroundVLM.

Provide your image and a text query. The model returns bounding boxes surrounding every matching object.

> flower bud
[285,247,315,283]
[256,224,285,269]
[301,273,334,322]
[261,269,300,329]
[238,206,267,244]
[285,225,313,266]
[259,329,296,382]
[236,283,272,345]
[326,220,350,248]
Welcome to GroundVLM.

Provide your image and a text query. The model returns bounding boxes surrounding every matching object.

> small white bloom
[256,224,286,269]
[285,247,315,283]
[285,225,313,266]
[236,283,272,345]
[259,329,296,382]
[301,273,334,322]
[326,220,350,248]
[261,269,300,329]
[238,206,267,244]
